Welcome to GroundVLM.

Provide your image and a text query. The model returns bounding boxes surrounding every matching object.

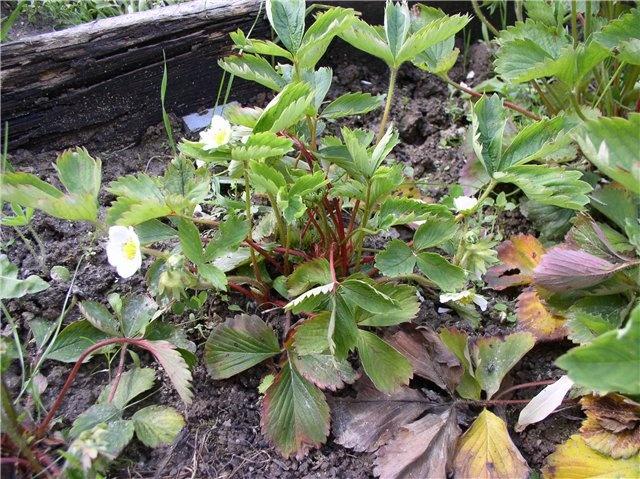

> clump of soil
[2,42,578,478]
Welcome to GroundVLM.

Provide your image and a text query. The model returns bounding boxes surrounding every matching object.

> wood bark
[1,0,268,151]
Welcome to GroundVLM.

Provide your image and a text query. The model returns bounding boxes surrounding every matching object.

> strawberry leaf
[356,329,412,393]
[138,339,193,404]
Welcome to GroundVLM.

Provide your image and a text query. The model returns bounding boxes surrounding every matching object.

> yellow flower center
[214,130,228,145]
[122,241,138,260]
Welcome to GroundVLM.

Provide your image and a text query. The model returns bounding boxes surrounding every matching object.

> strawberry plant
[1,0,639,477]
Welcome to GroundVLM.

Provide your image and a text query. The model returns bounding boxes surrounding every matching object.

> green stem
[594,61,625,110]
[353,180,372,271]
[377,68,398,143]
[1,303,25,394]
[471,0,499,36]
[584,0,591,39]
[571,0,578,46]
[242,160,262,283]
[530,80,556,115]
[571,92,588,121]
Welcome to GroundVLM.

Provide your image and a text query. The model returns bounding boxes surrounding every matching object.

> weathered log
[1,0,268,151]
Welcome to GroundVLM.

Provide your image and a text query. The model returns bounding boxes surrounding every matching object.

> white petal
[108,225,132,243]
[473,294,489,311]
[210,115,231,131]
[106,240,123,267]
[453,196,478,212]
[516,376,574,432]
[115,251,141,278]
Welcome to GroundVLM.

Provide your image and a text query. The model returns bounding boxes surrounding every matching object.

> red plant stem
[361,255,375,264]
[493,379,556,400]
[331,199,350,276]
[228,282,264,302]
[0,457,30,467]
[34,450,60,477]
[107,345,129,403]
[307,210,326,250]
[273,247,311,260]
[346,200,360,241]
[244,238,283,273]
[36,337,142,437]
[300,216,313,240]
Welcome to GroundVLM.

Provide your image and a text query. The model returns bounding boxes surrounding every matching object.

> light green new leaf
[413,217,458,250]
[249,161,287,197]
[266,0,305,53]
[261,361,330,458]
[575,114,640,194]
[205,314,280,379]
[339,279,398,314]
[231,132,293,162]
[557,305,640,395]
[321,92,385,120]
[411,4,460,75]
[218,54,285,92]
[55,147,101,198]
[286,258,331,296]
[297,7,356,69]
[471,94,506,175]
[132,405,185,447]
[356,329,412,393]
[0,255,49,300]
[496,165,592,210]
[253,82,314,133]
[384,0,411,59]
[340,19,394,65]
[98,367,156,410]
[230,29,292,59]
[48,320,110,363]
[375,240,416,277]
[416,252,466,292]
[472,332,535,399]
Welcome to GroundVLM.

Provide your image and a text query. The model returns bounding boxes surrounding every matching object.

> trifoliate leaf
[261,361,330,458]
[356,329,412,393]
[266,0,305,53]
[205,314,280,379]
[132,405,185,448]
[339,18,394,66]
[454,409,529,479]
[374,240,416,277]
[253,81,314,133]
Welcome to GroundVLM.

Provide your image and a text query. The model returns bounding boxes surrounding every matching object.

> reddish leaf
[374,407,460,479]
[331,380,430,453]
[516,289,567,341]
[385,324,462,394]
[138,339,192,405]
[291,353,359,391]
[533,246,628,292]
[485,235,545,290]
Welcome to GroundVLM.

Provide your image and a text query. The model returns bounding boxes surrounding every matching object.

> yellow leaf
[516,288,567,341]
[454,409,529,479]
[542,435,640,479]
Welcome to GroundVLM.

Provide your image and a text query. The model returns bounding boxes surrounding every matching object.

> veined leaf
[321,92,385,120]
[178,218,204,265]
[499,117,567,170]
[204,214,249,260]
[358,283,419,327]
[516,289,567,342]
[204,314,280,379]
[0,255,49,300]
[384,0,411,59]
[265,0,305,53]
[98,367,156,410]
[218,54,285,92]
[484,235,545,290]
[340,279,399,314]
[48,320,110,363]
[291,353,358,391]
[297,7,356,69]
[593,8,640,50]
[439,328,481,400]
[249,161,287,198]
[413,216,458,250]
[230,29,293,59]
[261,361,330,458]
[454,409,529,479]
[132,405,185,448]
[375,240,416,277]
[415,252,466,292]
[340,19,393,66]
[566,295,627,344]
[231,132,293,162]
[285,282,333,313]
[471,94,506,175]
[356,329,412,393]
[69,403,122,438]
[78,301,119,336]
[253,81,314,133]
[556,305,640,395]
[138,339,193,404]
[286,258,331,296]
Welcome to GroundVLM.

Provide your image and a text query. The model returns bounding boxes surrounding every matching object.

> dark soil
[2,41,579,478]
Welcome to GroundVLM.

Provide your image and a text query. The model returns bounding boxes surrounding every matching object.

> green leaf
[439,328,481,400]
[204,214,250,260]
[297,7,356,69]
[132,405,185,448]
[413,217,458,251]
[1,148,101,222]
[499,117,567,170]
[375,240,416,277]
[48,320,110,363]
[266,0,305,53]
[370,125,400,173]
[78,301,119,336]
[204,314,280,379]
[384,0,411,59]
[556,305,640,395]
[339,279,399,314]
[69,403,122,438]
[230,29,293,59]
[416,252,466,292]
[121,295,157,338]
[134,219,177,245]
[292,312,331,356]
[138,339,193,404]
[253,82,314,133]
[320,92,385,120]
[0,255,49,300]
[374,197,451,230]
[593,8,640,50]
[286,259,331,296]
[285,282,333,313]
[340,19,393,65]
[198,263,227,290]
[590,184,639,234]
[231,132,293,162]
[98,367,156,410]
[496,165,591,210]
[261,361,330,457]
[357,284,419,327]
[520,199,574,241]
[178,218,204,265]
[289,170,327,197]
[471,94,506,175]
[356,329,412,393]
[575,114,640,194]
[291,353,358,391]
[249,161,287,197]
[218,54,285,91]
[566,295,627,344]
[472,332,536,399]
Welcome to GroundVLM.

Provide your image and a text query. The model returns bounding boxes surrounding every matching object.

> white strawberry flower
[453,195,478,213]
[440,289,488,311]
[106,226,142,278]
[200,115,232,151]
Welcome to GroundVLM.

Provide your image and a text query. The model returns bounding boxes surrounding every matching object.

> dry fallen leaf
[516,288,567,341]
[374,407,460,479]
[542,434,640,478]
[580,394,640,459]
[385,324,462,394]
[484,235,545,290]
[454,408,529,479]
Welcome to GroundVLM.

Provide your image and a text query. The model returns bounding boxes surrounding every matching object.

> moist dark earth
[2,42,578,478]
